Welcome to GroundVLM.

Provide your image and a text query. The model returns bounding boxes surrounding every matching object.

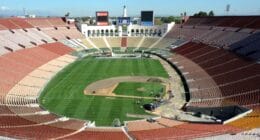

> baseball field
[39,57,169,126]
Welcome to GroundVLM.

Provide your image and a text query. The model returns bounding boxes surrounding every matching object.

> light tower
[23,8,27,16]
[226,4,230,15]
[123,5,127,17]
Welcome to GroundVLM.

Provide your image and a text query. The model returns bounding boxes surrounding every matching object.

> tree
[112,118,121,127]
[193,11,208,17]
[208,10,214,16]
[168,16,175,22]
[161,17,168,23]
[161,16,176,23]
[184,12,187,16]
[155,18,163,25]
[198,11,208,16]
[193,10,214,17]
[89,19,94,25]
[65,12,70,17]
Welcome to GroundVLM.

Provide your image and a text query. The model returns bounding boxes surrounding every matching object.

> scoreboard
[96,11,109,26]
[118,17,131,25]
[141,11,154,26]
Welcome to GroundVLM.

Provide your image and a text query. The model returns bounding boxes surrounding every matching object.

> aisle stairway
[121,37,127,47]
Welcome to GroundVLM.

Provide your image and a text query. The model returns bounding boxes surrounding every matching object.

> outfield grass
[113,82,165,97]
[40,57,168,126]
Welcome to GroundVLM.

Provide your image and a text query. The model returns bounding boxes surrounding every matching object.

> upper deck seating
[0,19,19,29]
[171,42,260,108]
[184,16,260,29]
[9,18,33,29]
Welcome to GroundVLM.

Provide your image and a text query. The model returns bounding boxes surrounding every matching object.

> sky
[0,0,260,17]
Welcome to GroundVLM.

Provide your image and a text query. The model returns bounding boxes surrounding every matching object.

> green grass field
[113,82,165,98]
[40,57,168,126]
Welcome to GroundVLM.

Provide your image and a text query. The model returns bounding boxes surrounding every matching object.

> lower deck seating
[106,37,121,48]
[139,37,159,48]
[127,37,142,47]
[89,38,107,48]
[65,27,84,39]
[0,43,74,104]
[81,39,96,49]
[0,24,7,31]
[40,42,73,55]
[0,111,60,127]
[0,41,89,139]
[42,26,83,41]
[41,28,66,40]
[64,128,129,140]
[54,27,84,39]
[15,29,43,45]
[0,122,80,139]
[5,54,76,105]
[202,128,260,140]
[0,30,35,48]
[130,123,241,140]
[0,116,36,126]
[127,118,184,131]
[0,35,22,51]
[27,28,54,43]
[0,47,10,55]
[6,106,43,114]
[48,119,86,130]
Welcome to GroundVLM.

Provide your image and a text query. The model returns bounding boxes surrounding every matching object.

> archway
[101,30,104,36]
[140,29,144,35]
[92,30,96,37]
[88,30,91,37]
[131,29,135,36]
[105,29,109,36]
[110,29,114,36]
[97,30,100,36]
[145,29,149,36]
[136,29,139,36]
[149,29,153,36]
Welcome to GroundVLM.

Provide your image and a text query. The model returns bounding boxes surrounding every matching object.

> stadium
[0,0,259,139]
